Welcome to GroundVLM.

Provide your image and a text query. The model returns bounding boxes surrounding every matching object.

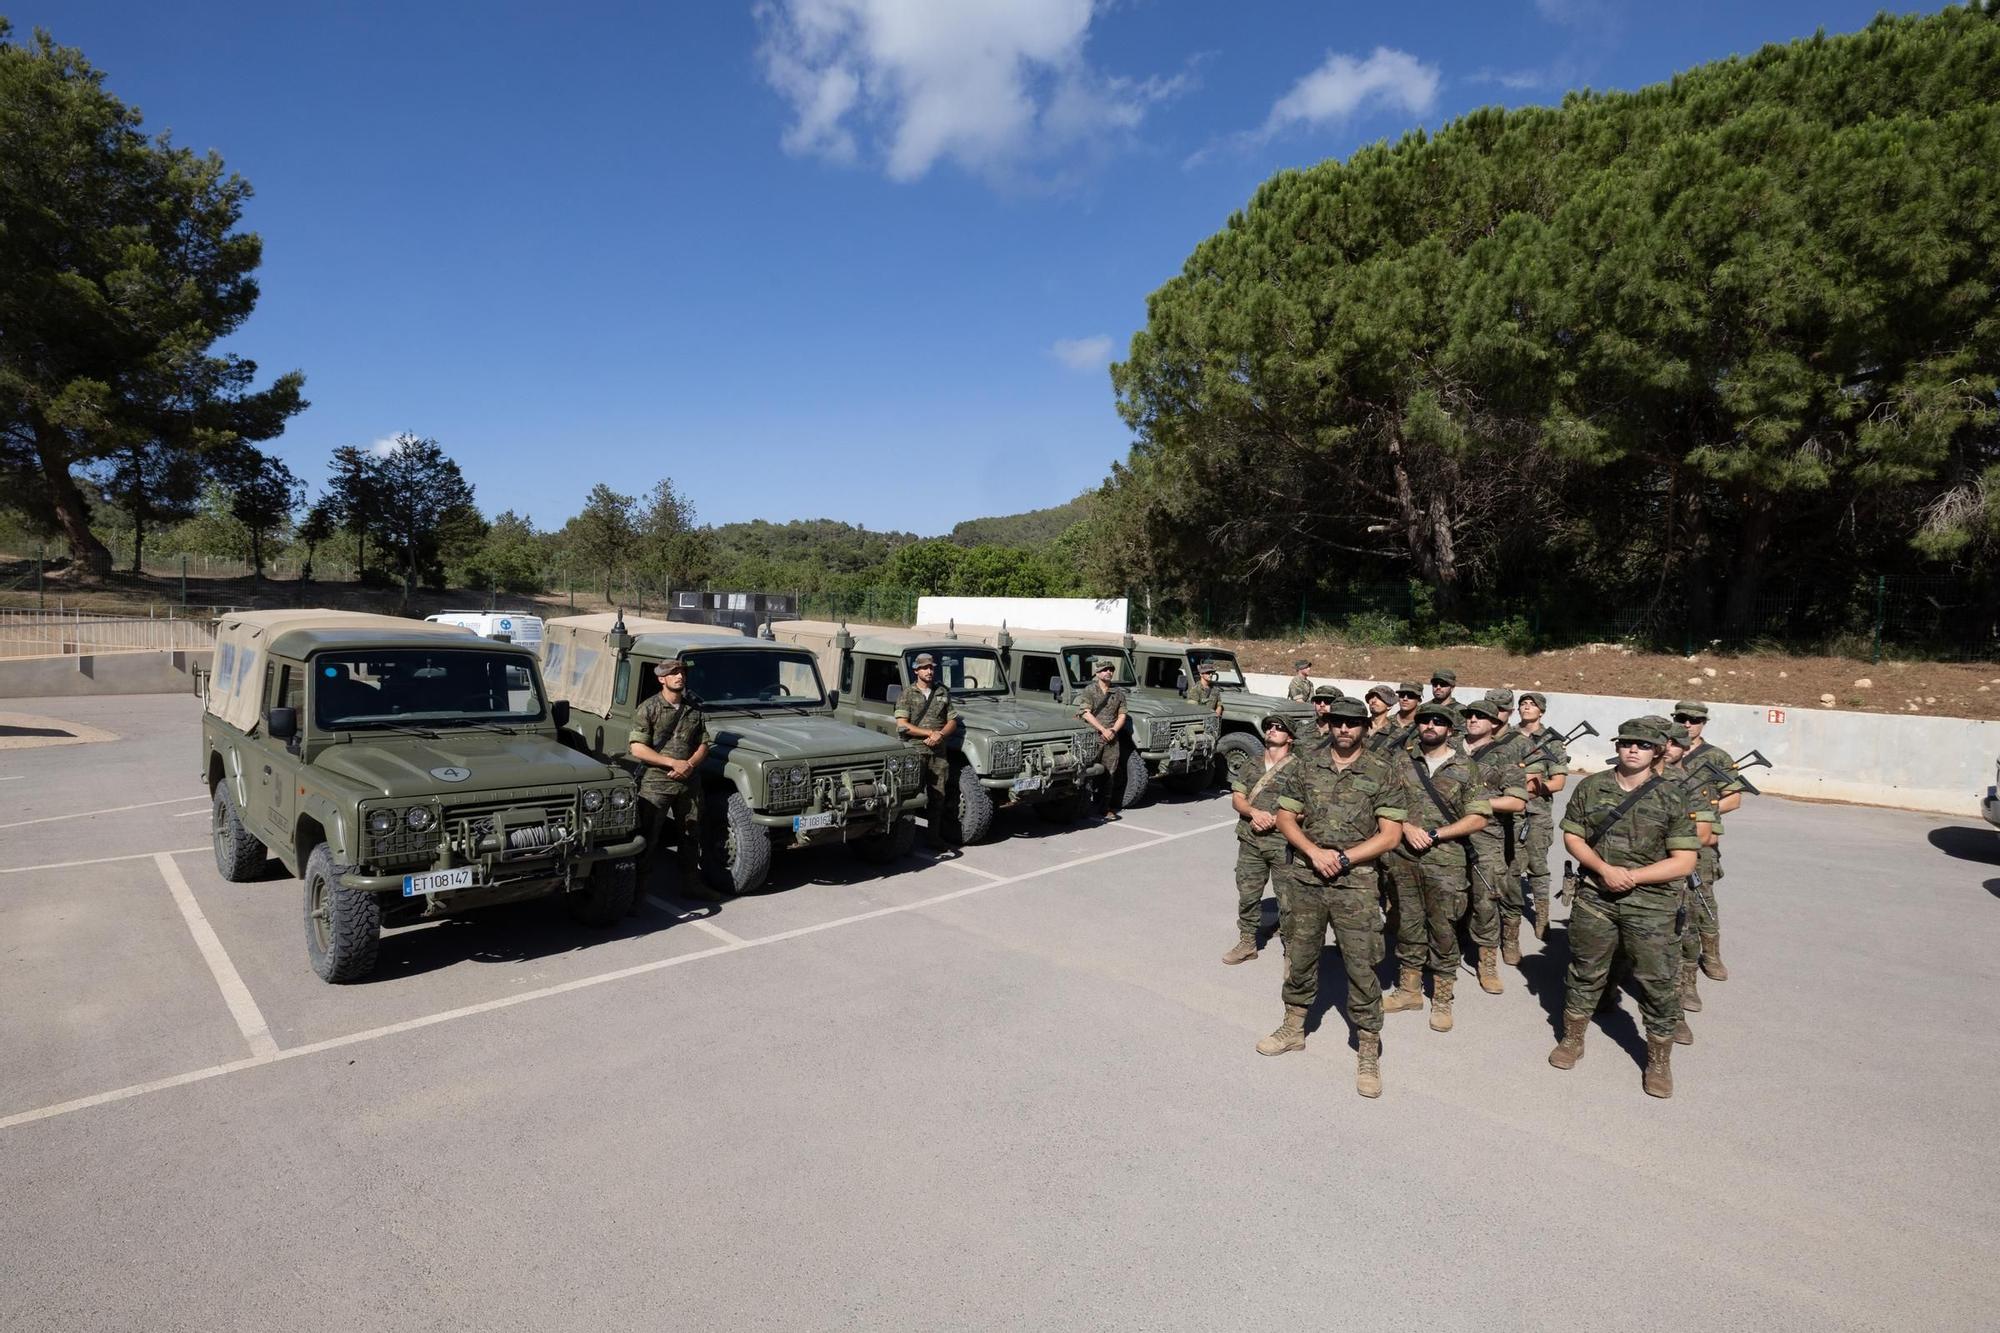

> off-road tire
[303,844,381,984]
[944,765,996,845]
[702,789,772,896]
[856,815,917,864]
[566,857,637,927]
[211,782,267,882]
[1118,742,1153,809]
[1033,789,1090,824]
[1214,731,1263,788]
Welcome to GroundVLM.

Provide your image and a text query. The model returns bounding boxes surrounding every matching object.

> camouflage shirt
[1287,677,1314,702]
[1560,769,1701,875]
[628,692,708,797]
[1466,731,1534,859]
[893,682,955,733]
[1186,681,1225,712]
[1515,723,1570,812]
[1232,752,1297,849]
[1275,746,1406,883]
[1077,679,1126,731]
[1390,747,1493,869]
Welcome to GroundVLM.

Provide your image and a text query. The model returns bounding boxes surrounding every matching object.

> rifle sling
[1583,775,1664,852]
[1409,752,1476,865]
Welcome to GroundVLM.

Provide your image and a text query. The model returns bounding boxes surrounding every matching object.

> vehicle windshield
[683,648,826,709]
[1062,648,1136,687]
[1187,650,1247,688]
[313,649,544,729]
[908,647,1010,696]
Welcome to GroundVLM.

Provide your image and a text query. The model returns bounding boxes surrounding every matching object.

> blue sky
[15,1,1929,535]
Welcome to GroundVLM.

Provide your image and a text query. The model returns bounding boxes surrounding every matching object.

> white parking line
[0,818,1234,1133]
[1101,819,1171,837]
[0,846,208,875]
[688,917,751,947]
[938,859,1006,882]
[0,774,26,781]
[175,809,209,818]
[0,795,207,830]
[153,853,279,1059]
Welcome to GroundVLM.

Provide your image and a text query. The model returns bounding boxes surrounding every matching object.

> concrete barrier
[916,596,1128,634]
[1244,672,1997,818]
[0,649,210,700]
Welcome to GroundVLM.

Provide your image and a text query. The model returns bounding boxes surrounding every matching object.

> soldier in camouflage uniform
[1513,691,1569,941]
[1187,660,1226,716]
[1287,660,1315,702]
[1548,717,1700,1099]
[1461,696,1532,991]
[894,652,960,847]
[1077,657,1129,821]
[1674,699,1744,982]
[1384,682,1423,751]
[1265,695,1407,1098]
[1380,703,1492,1033]
[1660,721,1710,1045]
[1223,715,1301,966]
[1303,682,1344,752]
[1363,684,1397,749]
[628,657,710,899]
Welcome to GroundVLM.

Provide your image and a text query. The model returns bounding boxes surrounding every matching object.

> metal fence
[0,607,217,659]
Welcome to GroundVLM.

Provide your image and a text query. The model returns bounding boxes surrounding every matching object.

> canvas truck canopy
[205,609,478,734]
[540,614,743,714]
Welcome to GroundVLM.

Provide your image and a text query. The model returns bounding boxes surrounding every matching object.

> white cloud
[1263,46,1440,136]
[366,436,404,457]
[755,0,1191,185]
[1050,334,1114,370]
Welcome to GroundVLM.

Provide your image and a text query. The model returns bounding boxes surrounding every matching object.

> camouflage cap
[1673,699,1710,719]
[1486,687,1515,709]
[1293,659,1312,670]
[911,652,936,667]
[1519,691,1548,710]
[1310,683,1345,702]
[1260,713,1297,736]
[1091,656,1119,673]
[1459,696,1502,721]
[1365,684,1397,706]
[1665,721,1692,746]
[1196,660,1217,674]
[1323,696,1369,721]
[1414,702,1457,726]
[654,656,689,675]
[1614,716,1669,746]
[1396,681,1424,696]
[1430,667,1458,685]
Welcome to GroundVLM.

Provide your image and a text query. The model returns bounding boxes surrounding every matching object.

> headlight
[581,788,605,812]
[789,765,807,785]
[368,809,396,835]
[990,739,1022,771]
[608,787,632,810]
[405,806,435,832]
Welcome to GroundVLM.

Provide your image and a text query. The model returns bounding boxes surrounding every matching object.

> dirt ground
[1228,637,2000,722]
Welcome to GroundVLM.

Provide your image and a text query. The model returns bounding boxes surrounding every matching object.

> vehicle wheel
[1215,731,1262,787]
[1034,790,1089,824]
[212,782,267,882]
[1118,742,1153,809]
[303,844,381,983]
[566,857,637,927]
[856,815,916,864]
[943,765,996,845]
[702,790,771,895]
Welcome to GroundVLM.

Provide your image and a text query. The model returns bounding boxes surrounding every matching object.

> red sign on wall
[1766,708,1786,724]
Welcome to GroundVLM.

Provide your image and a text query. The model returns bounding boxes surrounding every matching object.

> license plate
[1011,775,1043,794]
[1167,746,1191,764]
[403,866,474,897]
[793,811,839,832]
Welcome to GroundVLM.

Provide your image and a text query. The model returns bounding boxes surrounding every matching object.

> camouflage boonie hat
[1396,681,1424,696]
[1294,659,1312,670]
[1665,721,1692,746]
[1322,696,1369,721]
[654,656,689,675]
[1310,683,1345,702]
[1091,657,1118,673]
[1459,696,1502,721]
[911,652,936,667]
[1614,716,1669,746]
[1430,667,1457,685]
[1487,688,1515,709]
[1673,699,1710,719]
[1365,684,1397,706]
[1519,691,1548,710]
[1414,702,1457,725]
[1260,713,1297,735]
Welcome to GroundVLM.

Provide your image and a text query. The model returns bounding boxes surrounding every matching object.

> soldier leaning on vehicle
[628,657,709,901]
[1077,657,1129,821]
[894,651,959,848]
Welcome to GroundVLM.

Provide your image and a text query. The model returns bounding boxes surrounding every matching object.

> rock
[1778,671,1788,678]
[1853,677,1873,688]
[1686,677,1703,685]
[1819,693,1836,704]
[1980,685,1990,693]
[1702,667,1717,678]
[1926,696,1936,704]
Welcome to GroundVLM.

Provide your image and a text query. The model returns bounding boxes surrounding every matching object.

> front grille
[446,790,578,858]
[1166,719,1215,753]
[1025,737,1081,777]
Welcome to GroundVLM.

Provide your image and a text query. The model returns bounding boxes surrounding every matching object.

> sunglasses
[1332,718,1366,728]
[1616,738,1660,751]
[1671,713,1701,724]
[1396,691,1421,700]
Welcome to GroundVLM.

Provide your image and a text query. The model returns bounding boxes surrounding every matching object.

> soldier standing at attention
[894,652,959,847]
[1388,682,1423,749]
[1461,696,1531,991]
[1288,660,1315,702]
[1674,699,1743,982]
[1661,722,1710,1045]
[1078,658,1129,821]
[1548,717,1699,1098]
[1305,683,1344,751]
[1514,692,1569,940]
[1380,703,1492,1032]
[1223,715,1300,966]
[1363,685,1397,749]
[1187,661,1226,717]
[628,657,709,901]
[1267,696,1406,1098]
[1429,668,1459,711]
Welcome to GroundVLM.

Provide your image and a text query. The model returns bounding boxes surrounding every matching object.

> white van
[424,610,544,646]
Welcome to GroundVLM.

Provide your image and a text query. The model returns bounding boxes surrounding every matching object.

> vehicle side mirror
[885,684,902,705]
[827,689,839,707]
[266,706,297,741]
[1175,671,1189,694]
[551,699,571,728]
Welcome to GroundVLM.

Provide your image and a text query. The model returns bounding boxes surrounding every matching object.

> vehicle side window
[234,650,258,704]
[614,659,632,705]
[841,653,853,695]
[636,663,662,706]
[215,642,237,695]
[1142,656,1181,689]
[570,647,598,688]
[275,664,303,713]
[1018,654,1060,694]
[544,643,566,684]
[860,657,900,704]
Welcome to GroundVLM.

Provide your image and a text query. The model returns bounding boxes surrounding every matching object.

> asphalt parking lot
[3,692,1997,1332]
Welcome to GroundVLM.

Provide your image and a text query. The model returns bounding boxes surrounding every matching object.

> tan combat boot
[1500,917,1522,967]
[1429,973,1455,1033]
[1478,947,1503,995]
[1531,896,1550,941]
[1221,937,1258,966]
[1673,1017,1693,1046]
[1680,961,1703,1013]
[1383,967,1425,1013]
[1548,1011,1588,1069]
[1644,1034,1675,1098]
[1699,932,1728,981]
[1356,1030,1382,1099]
[1256,1004,1308,1056]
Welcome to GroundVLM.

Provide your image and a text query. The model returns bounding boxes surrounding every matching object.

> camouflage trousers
[1515,800,1556,918]
[1464,838,1506,948]
[1390,851,1468,976]
[1563,881,1685,1039]
[1233,839,1291,941]
[640,786,701,881]
[1282,866,1386,1034]
[1683,845,1723,962]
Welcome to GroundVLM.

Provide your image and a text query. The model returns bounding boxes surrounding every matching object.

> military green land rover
[540,615,926,894]
[919,622,1218,806]
[767,619,1105,840]
[198,610,644,984]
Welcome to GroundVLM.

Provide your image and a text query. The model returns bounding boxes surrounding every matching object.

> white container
[423,611,544,645]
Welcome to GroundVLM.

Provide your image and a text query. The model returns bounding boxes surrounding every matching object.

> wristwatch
[1335,850,1352,873]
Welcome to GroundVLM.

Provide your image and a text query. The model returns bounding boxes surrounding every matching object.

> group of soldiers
[1225,663,1746,1101]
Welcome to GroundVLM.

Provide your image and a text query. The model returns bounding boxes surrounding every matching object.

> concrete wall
[0,649,210,700]
[1244,671,1998,818]
[916,596,1127,634]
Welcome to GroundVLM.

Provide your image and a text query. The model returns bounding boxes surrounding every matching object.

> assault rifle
[1510,721,1595,931]
[1681,747,1771,797]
